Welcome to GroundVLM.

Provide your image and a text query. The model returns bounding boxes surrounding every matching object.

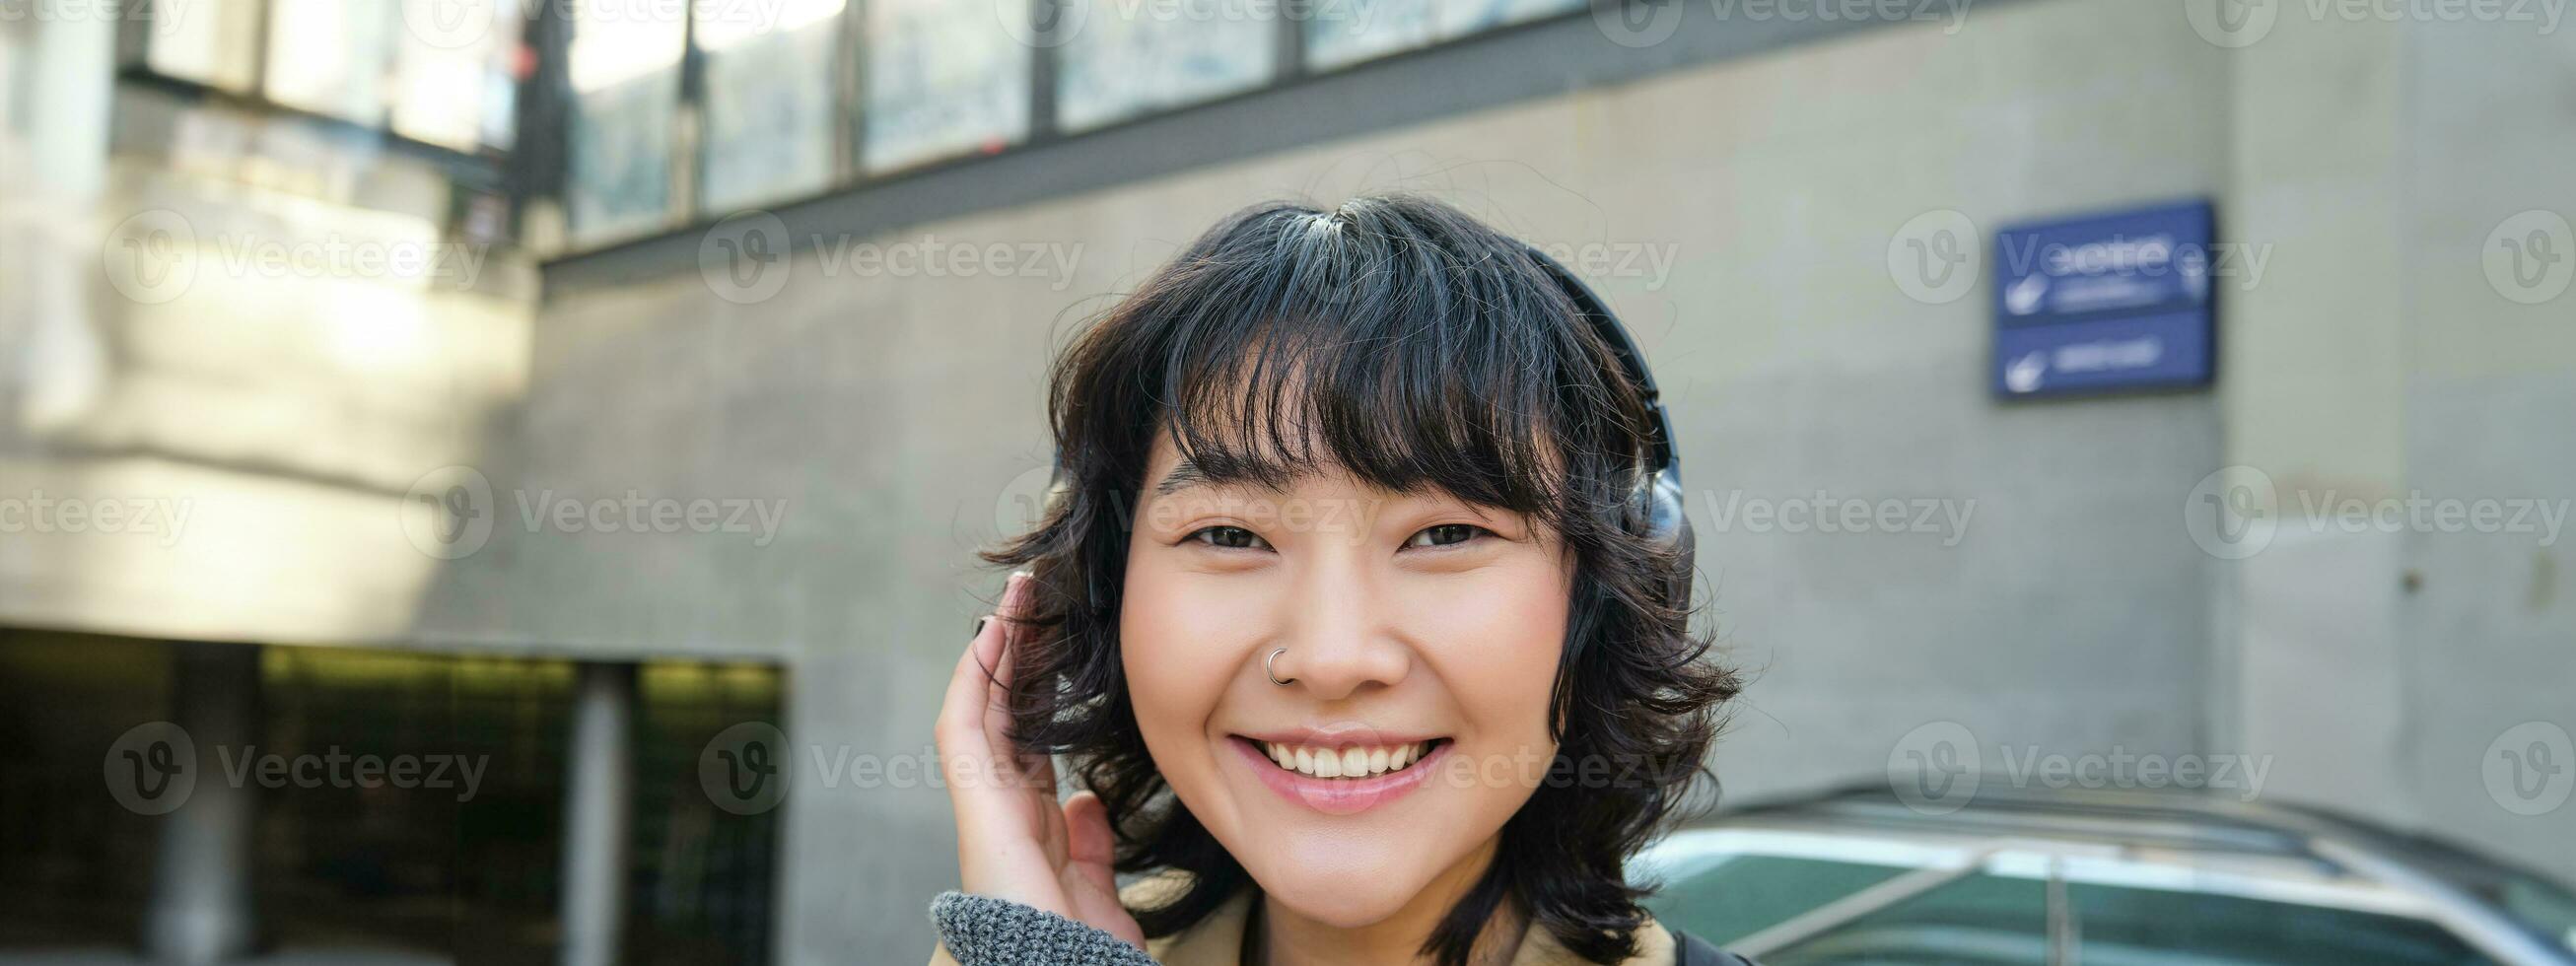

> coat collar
[1129,875,1676,966]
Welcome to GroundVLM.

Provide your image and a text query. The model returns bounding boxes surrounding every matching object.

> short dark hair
[980,194,1742,966]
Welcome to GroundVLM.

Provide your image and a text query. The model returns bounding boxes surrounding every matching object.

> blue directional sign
[1991,200,2216,397]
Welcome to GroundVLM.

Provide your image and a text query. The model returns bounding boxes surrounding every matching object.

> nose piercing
[1265,647,1295,687]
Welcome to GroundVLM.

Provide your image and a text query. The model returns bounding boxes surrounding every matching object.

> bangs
[1076,196,1646,529]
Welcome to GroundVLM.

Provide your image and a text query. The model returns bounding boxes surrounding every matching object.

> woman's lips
[1228,735,1451,816]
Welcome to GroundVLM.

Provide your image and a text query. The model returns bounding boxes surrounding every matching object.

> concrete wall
[2220,6,2576,882]
[496,3,2250,960]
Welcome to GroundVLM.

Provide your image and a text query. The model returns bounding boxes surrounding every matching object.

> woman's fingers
[939,572,1139,942]
[936,602,1009,788]
[981,573,1057,794]
[979,574,1026,729]
[941,573,1070,916]
[985,574,1028,691]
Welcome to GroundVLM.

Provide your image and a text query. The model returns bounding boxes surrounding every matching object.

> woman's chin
[1243,846,1439,929]
[1257,875,1422,929]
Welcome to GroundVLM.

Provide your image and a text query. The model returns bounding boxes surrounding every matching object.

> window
[697,0,846,212]
[132,0,519,152]
[145,0,264,94]
[1651,844,2511,966]
[389,0,525,153]
[2498,876,2576,956]
[1645,854,1912,946]
[2060,882,2499,965]
[863,0,1030,172]
[1057,0,1275,132]
[1761,871,2051,963]
[534,0,1595,251]
[1305,0,1581,70]
[1304,0,1436,69]
[564,0,689,243]
[264,0,399,124]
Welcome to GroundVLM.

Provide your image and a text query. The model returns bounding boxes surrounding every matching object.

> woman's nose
[1274,559,1410,701]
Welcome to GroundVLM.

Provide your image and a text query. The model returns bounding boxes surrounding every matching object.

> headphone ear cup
[1642,467,1695,612]
[1033,464,1076,528]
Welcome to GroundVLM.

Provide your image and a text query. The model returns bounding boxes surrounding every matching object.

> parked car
[1635,786,2576,965]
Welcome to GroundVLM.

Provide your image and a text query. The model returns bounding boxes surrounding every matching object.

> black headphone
[1520,244,1696,612]
[1037,243,1695,610]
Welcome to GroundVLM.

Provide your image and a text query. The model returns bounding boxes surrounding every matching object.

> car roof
[1645,783,2576,966]
[1698,783,2567,897]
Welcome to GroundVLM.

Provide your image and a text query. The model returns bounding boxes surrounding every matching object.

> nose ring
[1265,647,1295,687]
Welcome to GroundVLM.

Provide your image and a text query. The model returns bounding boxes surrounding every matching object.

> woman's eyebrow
[1154,455,1293,497]
[1155,456,1228,496]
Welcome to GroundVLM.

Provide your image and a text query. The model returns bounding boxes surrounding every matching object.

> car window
[2063,882,2498,965]
[1762,872,2051,966]
[1740,873,2503,966]
[2497,876,2576,955]
[1644,854,1911,946]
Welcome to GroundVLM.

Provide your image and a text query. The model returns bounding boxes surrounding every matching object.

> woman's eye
[1184,525,1271,551]
[1405,523,1491,550]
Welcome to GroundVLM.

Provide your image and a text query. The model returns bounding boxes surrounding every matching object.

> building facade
[4,1,2572,963]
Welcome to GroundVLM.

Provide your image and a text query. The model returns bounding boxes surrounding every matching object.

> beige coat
[929,874,1679,966]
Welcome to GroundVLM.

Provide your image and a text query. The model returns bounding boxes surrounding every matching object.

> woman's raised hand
[936,572,1146,948]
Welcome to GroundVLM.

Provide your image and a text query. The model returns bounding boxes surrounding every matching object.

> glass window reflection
[565,0,689,243]
[265,0,399,123]
[1305,0,1580,70]
[864,0,1030,172]
[390,0,525,153]
[1057,0,1275,132]
[698,0,846,211]
[147,0,264,94]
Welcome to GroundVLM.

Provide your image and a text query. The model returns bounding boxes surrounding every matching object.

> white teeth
[1259,740,1437,780]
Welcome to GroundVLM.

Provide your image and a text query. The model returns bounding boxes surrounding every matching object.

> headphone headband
[1520,244,1679,475]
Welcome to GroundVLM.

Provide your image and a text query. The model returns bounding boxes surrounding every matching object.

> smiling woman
[931,195,1747,966]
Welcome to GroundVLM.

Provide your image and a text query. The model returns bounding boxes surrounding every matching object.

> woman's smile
[1224,728,1457,816]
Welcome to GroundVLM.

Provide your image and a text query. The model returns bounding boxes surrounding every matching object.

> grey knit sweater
[930,891,1162,966]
